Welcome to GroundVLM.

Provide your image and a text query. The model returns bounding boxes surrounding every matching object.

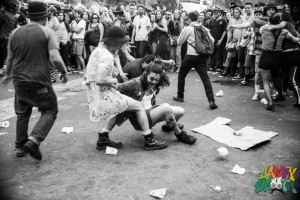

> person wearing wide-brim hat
[85,26,168,151]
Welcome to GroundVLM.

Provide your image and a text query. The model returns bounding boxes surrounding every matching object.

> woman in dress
[154,10,170,60]
[149,13,159,55]
[86,26,167,150]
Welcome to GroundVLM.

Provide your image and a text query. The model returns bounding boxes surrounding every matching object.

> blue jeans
[177,55,215,102]
[14,85,58,147]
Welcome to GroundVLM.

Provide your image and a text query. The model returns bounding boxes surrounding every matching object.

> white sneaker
[252,93,260,101]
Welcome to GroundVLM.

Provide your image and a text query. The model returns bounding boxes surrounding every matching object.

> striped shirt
[260,25,288,51]
[250,17,268,55]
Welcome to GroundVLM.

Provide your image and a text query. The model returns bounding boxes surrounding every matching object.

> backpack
[100,21,112,38]
[188,25,214,55]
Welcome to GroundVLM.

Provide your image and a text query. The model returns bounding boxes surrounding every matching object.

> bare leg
[260,69,273,105]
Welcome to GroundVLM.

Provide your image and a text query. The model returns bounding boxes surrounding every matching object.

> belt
[282,48,299,52]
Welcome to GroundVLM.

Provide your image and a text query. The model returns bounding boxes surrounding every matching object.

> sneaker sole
[96,144,123,150]
[144,143,168,151]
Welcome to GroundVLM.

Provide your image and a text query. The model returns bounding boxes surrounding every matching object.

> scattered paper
[0,132,8,136]
[210,185,222,192]
[61,127,73,134]
[105,146,118,155]
[216,90,223,97]
[231,164,245,175]
[260,98,268,105]
[217,147,229,156]
[8,89,15,92]
[0,121,10,128]
[149,188,166,199]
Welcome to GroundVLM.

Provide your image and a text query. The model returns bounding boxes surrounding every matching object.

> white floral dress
[86,44,128,122]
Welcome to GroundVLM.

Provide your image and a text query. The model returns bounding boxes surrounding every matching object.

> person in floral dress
[86,26,167,151]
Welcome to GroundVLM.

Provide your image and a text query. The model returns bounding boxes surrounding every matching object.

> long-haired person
[154,10,169,60]
[86,13,103,53]
[259,13,300,111]
[149,12,159,55]
[169,9,183,72]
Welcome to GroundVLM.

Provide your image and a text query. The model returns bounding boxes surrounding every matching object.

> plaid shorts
[72,39,86,58]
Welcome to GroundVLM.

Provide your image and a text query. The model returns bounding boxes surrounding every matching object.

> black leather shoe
[96,132,123,150]
[144,133,168,151]
[209,101,218,109]
[24,140,42,161]
[15,146,28,157]
[161,123,184,132]
[175,130,197,145]
[173,95,184,102]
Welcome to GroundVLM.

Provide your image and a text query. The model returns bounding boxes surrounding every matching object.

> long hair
[144,62,170,91]
[171,9,184,32]
[90,13,99,23]
[281,11,299,37]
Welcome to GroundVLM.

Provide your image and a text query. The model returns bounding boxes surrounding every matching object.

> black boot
[96,132,123,150]
[175,130,197,145]
[24,140,42,161]
[161,123,184,132]
[144,133,168,151]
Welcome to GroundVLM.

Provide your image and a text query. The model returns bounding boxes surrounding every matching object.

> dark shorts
[116,105,159,131]
[282,49,300,67]
[258,50,282,70]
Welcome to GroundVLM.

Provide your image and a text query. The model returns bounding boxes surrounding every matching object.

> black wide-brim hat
[102,26,130,45]
[264,3,278,16]
[28,1,48,20]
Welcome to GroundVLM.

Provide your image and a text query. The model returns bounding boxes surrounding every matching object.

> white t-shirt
[71,19,86,40]
[133,15,150,41]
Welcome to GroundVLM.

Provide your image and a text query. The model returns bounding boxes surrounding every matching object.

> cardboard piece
[105,146,118,155]
[192,117,278,150]
[231,164,245,175]
[62,127,74,134]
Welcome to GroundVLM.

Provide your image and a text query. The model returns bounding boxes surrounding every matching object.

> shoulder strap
[272,30,281,51]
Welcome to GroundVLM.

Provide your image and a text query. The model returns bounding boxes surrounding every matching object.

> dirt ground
[0,72,300,200]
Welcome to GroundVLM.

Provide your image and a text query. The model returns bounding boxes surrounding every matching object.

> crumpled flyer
[216,90,224,97]
[106,146,118,155]
[217,147,229,156]
[231,164,245,175]
[61,127,74,134]
[149,188,166,199]
[0,132,8,136]
[0,121,9,128]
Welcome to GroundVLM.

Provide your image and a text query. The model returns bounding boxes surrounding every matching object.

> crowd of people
[1,0,300,160]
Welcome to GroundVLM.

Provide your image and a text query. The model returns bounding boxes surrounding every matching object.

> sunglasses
[92,17,98,19]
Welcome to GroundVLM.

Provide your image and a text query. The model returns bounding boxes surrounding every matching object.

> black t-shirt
[208,18,227,42]
[168,21,180,36]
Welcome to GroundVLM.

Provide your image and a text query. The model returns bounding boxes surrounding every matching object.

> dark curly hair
[144,62,170,90]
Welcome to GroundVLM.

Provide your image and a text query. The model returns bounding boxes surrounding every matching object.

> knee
[161,103,172,113]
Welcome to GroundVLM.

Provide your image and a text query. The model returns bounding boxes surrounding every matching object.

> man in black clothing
[208,7,227,72]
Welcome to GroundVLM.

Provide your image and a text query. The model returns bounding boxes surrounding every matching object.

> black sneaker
[96,132,123,150]
[15,146,28,157]
[144,133,168,151]
[175,130,197,145]
[173,95,184,102]
[266,103,275,111]
[161,123,184,132]
[209,101,218,109]
[24,140,42,161]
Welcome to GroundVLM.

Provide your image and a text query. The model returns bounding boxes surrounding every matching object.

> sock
[101,128,110,134]
[254,84,260,93]
[142,130,152,136]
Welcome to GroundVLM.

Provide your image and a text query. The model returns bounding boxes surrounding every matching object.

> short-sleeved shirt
[208,18,227,42]
[71,19,86,40]
[133,15,151,41]
[250,17,268,54]
[8,23,59,88]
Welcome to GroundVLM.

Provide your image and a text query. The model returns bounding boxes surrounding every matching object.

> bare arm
[131,25,136,42]
[96,57,118,86]
[229,22,251,30]
[268,21,286,30]
[72,26,83,34]
[99,23,104,44]
[49,49,67,74]
[114,54,128,82]
[286,32,300,43]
